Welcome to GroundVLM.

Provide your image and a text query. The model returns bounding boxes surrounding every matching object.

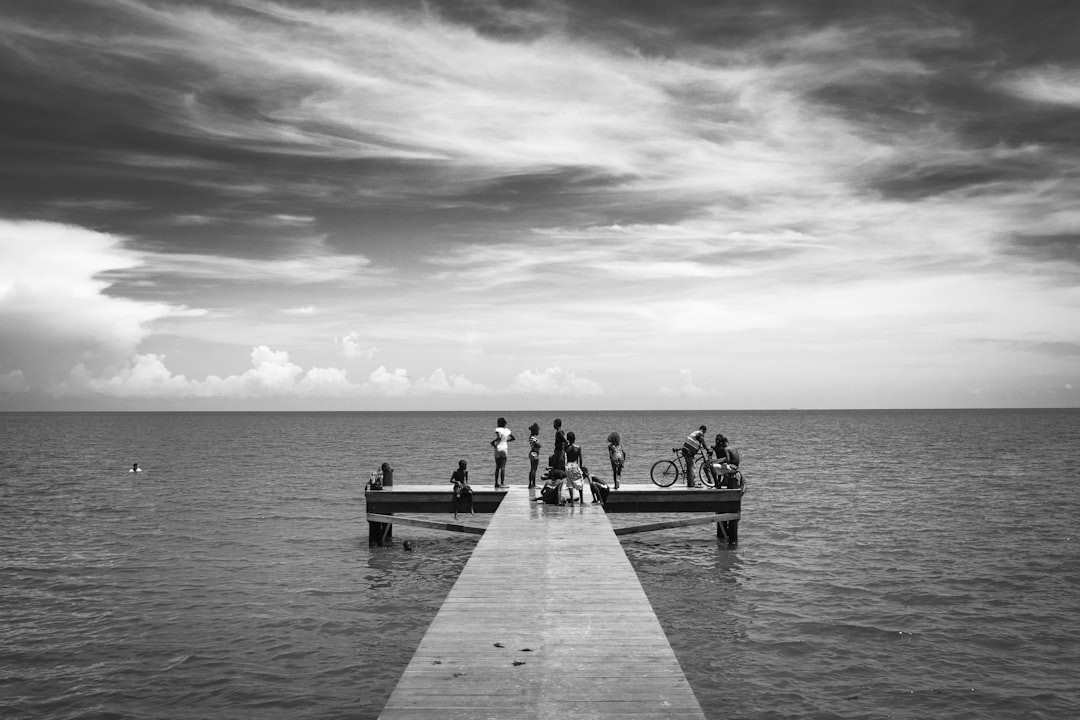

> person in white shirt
[492,416,515,489]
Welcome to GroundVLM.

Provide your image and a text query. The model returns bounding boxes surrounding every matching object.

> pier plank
[377,488,707,720]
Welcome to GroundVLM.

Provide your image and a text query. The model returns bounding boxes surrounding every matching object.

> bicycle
[650,448,746,489]
[650,447,715,487]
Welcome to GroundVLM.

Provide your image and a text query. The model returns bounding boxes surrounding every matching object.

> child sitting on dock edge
[451,459,474,519]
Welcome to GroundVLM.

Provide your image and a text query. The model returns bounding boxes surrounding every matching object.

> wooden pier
[375,487,710,719]
[366,484,743,544]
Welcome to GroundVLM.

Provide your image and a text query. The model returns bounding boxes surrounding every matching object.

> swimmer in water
[130,463,141,473]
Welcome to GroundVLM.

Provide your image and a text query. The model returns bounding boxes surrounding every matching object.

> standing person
[450,459,474,520]
[527,423,542,488]
[552,418,567,470]
[683,425,708,487]
[564,431,584,504]
[492,417,515,489]
[606,432,625,490]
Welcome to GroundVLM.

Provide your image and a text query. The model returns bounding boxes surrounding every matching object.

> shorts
[565,462,584,490]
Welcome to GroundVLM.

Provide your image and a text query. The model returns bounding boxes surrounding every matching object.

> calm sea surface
[1,410,1078,719]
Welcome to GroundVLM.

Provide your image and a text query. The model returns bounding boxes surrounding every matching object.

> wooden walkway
[377,487,707,720]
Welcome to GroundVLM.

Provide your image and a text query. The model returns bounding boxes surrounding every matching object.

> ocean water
[1,409,1078,719]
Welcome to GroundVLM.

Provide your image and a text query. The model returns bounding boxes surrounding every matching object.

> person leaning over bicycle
[682,425,708,487]
[711,434,742,488]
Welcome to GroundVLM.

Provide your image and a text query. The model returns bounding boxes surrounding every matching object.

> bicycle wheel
[698,460,715,488]
[650,459,679,487]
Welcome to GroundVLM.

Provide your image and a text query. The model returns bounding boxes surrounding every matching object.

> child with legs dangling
[450,459,474,520]
[584,467,609,505]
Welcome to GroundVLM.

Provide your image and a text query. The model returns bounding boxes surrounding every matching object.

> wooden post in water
[368,511,390,547]
[380,463,393,543]
[718,517,738,545]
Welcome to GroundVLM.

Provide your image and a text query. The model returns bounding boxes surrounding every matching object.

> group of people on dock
[449,418,739,516]
[682,425,742,488]
[530,417,625,506]
[450,417,627,514]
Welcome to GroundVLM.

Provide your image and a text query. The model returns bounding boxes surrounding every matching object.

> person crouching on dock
[711,434,742,488]
[585,467,609,504]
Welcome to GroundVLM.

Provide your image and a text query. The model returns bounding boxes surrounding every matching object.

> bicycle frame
[651,447,714,487]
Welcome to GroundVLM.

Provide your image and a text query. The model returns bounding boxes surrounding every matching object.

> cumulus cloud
[510,367,602,395]
[0,219,202,389]
[57,346,489,400]
[659,369,712,397]
[362,366,411,397]
[414,368,489,395]
[360,365,489,396]
[338,331,378,360]
[0,363,28,393]
[60,346,351,399]
[0,219,190,346]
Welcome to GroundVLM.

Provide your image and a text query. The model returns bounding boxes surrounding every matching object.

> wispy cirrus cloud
[132,246,380,285]
[999,65,1080,108]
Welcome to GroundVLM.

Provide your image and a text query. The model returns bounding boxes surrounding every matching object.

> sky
[1,0,1078,411]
